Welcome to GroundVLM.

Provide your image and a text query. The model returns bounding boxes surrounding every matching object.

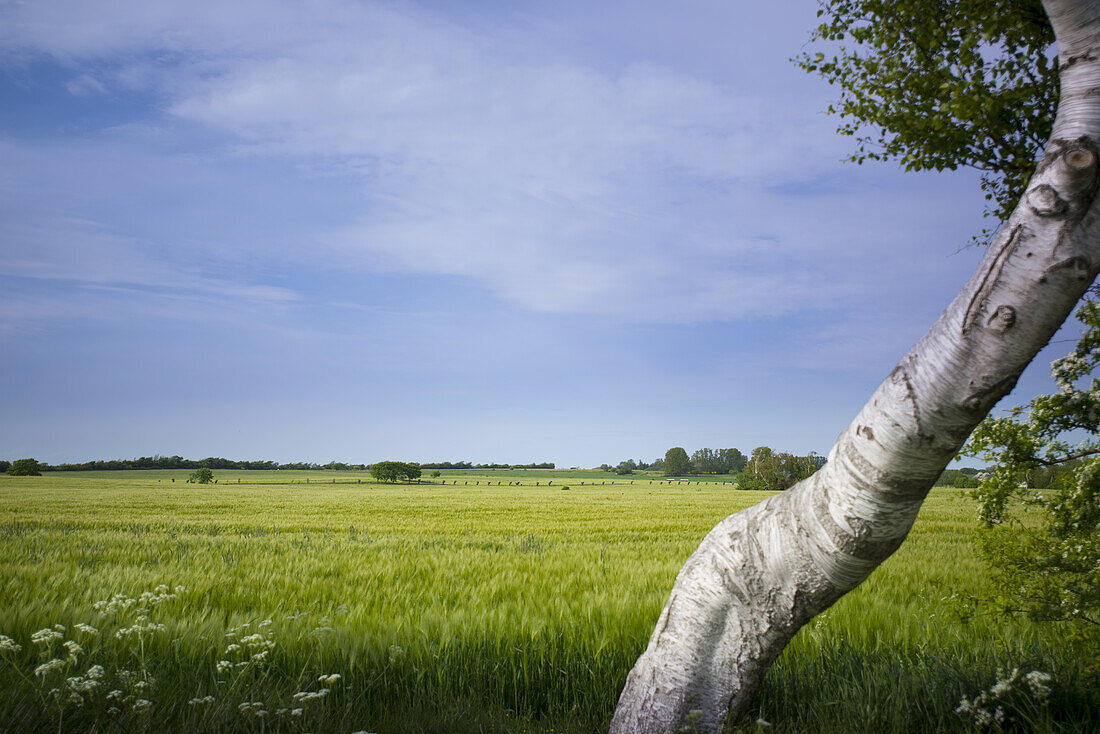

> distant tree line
[419,461,556,470]
[604,448,752,477]
[19,455,369,472]
[597,446,830,491]
[934,466,983,488]
[737,447,825,491]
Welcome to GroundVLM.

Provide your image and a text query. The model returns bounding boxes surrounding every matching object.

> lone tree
[189,467,213,484]
[6,458,41,476]
[370,461,422,483]
[611,1,1100,731]
[663,447,692,477]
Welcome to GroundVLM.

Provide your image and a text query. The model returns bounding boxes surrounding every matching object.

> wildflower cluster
[0,591,373,731]
[956,668,1054,729]
[218,621,277,677]
[0,634,22,654]
[115,616,167,641]
[0,584,193,727]
[274,707,304,718]
[107,668,159,713]
[292,687,330,703]
[53,663,105,706]
[31,626,65,647]
[238,700,268,717]
[94,585,186,617]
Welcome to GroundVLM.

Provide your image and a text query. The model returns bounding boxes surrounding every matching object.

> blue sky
[0,0,1077,467]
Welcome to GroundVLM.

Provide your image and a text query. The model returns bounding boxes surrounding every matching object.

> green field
[0,471,1095,732]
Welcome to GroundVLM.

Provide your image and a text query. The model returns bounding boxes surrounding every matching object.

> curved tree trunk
[611,2,1100,731]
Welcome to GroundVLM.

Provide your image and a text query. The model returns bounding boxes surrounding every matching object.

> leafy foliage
[189,467,214,484]
[803,0,1095,645]
[738,447,819,491]
[796,0,1055,237]
[370,461,422,483]
[962,292,1100,630]
[663,447,692,477]
[690,448,748,475]
[615,460,635,475]
[7,458,42,476]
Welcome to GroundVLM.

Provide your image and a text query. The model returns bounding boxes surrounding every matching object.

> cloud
[0,214,300,338]
[0,0,987,325]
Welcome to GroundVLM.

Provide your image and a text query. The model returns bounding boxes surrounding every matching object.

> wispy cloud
[1,0,930,323]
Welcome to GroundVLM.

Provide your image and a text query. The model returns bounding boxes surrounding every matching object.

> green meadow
[0,470,1094,732]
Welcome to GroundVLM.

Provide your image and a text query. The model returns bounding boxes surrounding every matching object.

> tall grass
[0,472,1094,732]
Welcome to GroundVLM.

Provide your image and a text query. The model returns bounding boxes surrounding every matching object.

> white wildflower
[189,695,216,706]
[31,628,63,646]
[132,699,152,711]
[0,634,22,654]
[34,658,65,678]
[66,674,99,693]
[216,660,233,673]
[1025,670,1052,699]
[291,708,304,717]
[74,623,99,637]
[291,688,329,702]
[225,644,242,654]
[63,640,83,658]
[317,673,341,684]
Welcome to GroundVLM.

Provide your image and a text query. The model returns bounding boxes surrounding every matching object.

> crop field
[0,471,1095,733]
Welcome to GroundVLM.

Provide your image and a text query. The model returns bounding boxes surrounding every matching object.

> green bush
[7,458,41,476]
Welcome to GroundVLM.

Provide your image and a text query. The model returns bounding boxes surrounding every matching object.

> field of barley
[0,470,1095,733]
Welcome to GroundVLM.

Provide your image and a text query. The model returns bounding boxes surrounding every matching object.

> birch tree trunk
[611,2,1100,731]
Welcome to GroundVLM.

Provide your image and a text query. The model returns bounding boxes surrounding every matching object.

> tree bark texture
[610,2,1100,732]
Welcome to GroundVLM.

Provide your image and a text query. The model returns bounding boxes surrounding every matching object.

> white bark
[610,2,1100,731]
